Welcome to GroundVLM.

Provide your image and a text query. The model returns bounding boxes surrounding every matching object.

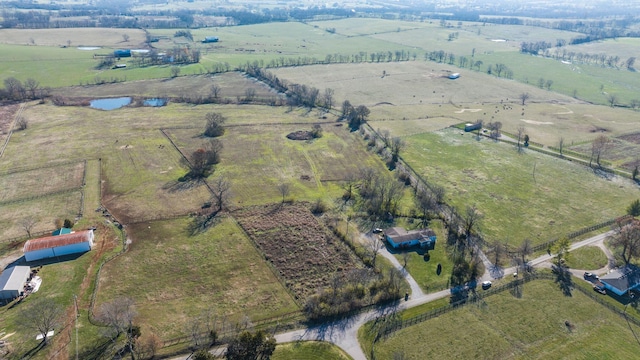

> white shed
[0,266,30,300]
[23,230,94,262]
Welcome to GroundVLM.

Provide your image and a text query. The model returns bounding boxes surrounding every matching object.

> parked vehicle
[482,281,492,290]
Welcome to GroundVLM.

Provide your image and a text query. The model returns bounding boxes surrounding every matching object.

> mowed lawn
[371,280,640,359]
[167,123,385,206]
[273,341,352,360]
[95,217,299,340]
[402,128,635,247]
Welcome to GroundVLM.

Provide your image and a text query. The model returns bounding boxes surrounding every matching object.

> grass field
[401,128,636,247]
[273,341,352,360]
[95,216,299,340]
[0,161,84,203]
[0,28,147,48]
[370,280,640,359]
[166,122,385,206]
[566,246,609,270]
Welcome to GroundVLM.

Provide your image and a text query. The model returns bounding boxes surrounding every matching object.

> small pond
[90,97,131,110]
[143,98,167,107]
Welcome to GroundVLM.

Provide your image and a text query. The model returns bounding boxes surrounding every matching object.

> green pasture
[166,123,385,206]
[462,23,582,45]
[393,221,454,293]
[309,18,432,37]
[369,280,640,359]
[473,50,640,106]
[563,38,640,65]
[566,246,609,270]
[401,128,635,247]
[0,190,82,240]
[273,341,352,360]
[95,216,299,340]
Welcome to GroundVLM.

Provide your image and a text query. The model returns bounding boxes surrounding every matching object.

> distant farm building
[384,227,436,250]
[23,230,94,262]
[0,266,30,300]
[599,265,640,296]
[449,73,460,79]
[464,123,482,132]
[52,227,72,236]
[202,36,219,43]
[113,49,131,58]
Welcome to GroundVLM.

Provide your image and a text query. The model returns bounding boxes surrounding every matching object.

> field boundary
[375,273,640,339]
[0,103,23,158]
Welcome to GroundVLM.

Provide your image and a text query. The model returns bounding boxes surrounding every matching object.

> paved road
[171,230,616,360]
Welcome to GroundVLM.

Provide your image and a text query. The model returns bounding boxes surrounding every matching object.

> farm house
[0,266,30,300]
[599,265,640,296]
[23,230,94,262]
[384,227,436,250]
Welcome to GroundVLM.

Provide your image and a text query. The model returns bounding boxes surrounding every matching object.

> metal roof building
[23,230,94,262]
[0,266,30,300]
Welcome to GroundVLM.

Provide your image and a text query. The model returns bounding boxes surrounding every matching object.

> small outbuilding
[202,36,219,43]
[599,265,640,296]
[449,73,460,79]
[23,230,94,262]
[385,227,436,250]
[0,266,31,300]
[113,49,132,58]
[464,123,482,132]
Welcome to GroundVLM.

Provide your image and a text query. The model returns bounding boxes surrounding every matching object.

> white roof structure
[0,266,30,298]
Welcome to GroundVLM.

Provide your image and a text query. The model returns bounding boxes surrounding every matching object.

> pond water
[90,97,131,110]
[143,98,167,107]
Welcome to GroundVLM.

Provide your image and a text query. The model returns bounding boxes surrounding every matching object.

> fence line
[0,103,23,158]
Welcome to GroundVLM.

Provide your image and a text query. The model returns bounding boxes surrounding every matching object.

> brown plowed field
[235,203,362,301]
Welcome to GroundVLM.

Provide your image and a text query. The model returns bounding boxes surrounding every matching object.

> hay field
[166,122,385,206]
[402,128,636,247]
[562,38,640,64]
[0,28,147,48]
[370,280,640,359]
[0,161,84,203]
[95,217,299,340]
[271,61,578,107]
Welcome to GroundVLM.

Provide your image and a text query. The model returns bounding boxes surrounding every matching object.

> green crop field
[95,216,299,340]
[273,341,352,360]
[401,128,635,247]
[369,280,640,359]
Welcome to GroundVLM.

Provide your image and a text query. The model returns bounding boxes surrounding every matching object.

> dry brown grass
[0,28,147,48]
[234,203,362,300]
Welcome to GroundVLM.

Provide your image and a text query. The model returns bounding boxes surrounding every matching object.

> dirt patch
[0,104,19,139]
[234,203,361,300]
[286,130,313,141]
[618,132,640,145]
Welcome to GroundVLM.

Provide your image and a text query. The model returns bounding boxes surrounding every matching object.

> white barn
[23,230,94,262]
[0,266,30,300]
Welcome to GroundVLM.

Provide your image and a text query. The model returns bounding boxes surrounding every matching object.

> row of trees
[2,77,49,101]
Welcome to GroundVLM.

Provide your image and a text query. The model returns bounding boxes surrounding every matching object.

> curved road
[170,230,615,360]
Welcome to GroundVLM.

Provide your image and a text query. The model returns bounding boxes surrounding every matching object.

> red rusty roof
[23,230,93,253]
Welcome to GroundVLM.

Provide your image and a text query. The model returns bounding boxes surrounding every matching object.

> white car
[482,281,492,290]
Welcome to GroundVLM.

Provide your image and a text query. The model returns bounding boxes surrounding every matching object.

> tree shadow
[186,210,221,236]
[77,338,117,360]
[552,264,574,296]
[163,176,205,193]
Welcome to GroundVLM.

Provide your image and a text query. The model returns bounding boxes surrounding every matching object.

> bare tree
[366,234,382,268]
[402,251,410,269]
[244,87,256,102]
[210,176,232,212]
[341,172,358,203]
[519,92,530,105]
[277,183,290,204]
[323,88,334,110]
[122,34,130,42]
[490,239,503,267]
[204,138,223,165]
[518,239,533,272]
[20,298,63,345]
[204,112,226,137]
[609,221,640,265]
[170,66,181,78]
[390,137,405,162]
[558,137,564,156]
[4,77,24,101]
[488,121,502,140]
[24,78,39,99]
[190,148,211,178]
[462,205,483,241]
[590,134,612,167]
[516,125,526,151]
[20,217,38,238]
[210,84,221,99]
[607,93,618,107]
[16,116,28,131]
